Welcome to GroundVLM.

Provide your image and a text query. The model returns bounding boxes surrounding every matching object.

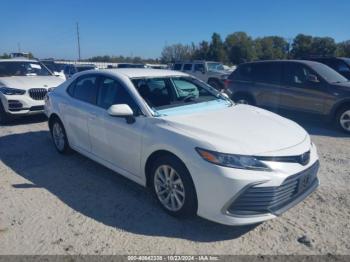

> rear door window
[253,63,282,84]
[70,75,98,104]
[173,64,182,70]
[194,64,205,72]
[183,64,193,71]
[231,64,254,81]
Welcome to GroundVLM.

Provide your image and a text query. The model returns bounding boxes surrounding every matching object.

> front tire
[150,155,197,218]
[50,118,71,154]
[336,106,350,134]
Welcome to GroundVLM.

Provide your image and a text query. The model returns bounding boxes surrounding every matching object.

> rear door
[278,62,326,114]
[251,62,283,109]
[63,74,99,153]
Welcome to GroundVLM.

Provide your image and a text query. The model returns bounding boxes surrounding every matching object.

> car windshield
[131,76,231,115]
[207,62,225,71]
[312,62,349,83]
[0,61,52,77]
[41,61,63,72]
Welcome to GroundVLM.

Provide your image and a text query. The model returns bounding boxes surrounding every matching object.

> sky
[0,0,349,60]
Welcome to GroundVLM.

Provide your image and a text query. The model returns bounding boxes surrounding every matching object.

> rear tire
[49,118,72,154]
[150,155,197,218]
[335,105,350,134]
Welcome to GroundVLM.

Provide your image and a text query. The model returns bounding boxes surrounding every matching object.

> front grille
[29,88,48,100]
[227,161,319,215]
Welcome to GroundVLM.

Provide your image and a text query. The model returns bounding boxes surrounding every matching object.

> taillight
[223,79,232,89]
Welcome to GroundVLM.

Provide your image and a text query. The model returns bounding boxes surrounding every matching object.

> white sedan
[44,69,319,226]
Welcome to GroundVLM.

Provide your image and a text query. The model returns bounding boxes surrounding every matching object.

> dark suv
[307,57,350,80]
[226,60,350,133]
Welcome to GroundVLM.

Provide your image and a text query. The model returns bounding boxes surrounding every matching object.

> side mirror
[307,74,320,83]
[107,104,135,124]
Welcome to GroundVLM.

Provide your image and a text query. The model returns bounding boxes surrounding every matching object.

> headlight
[196,148,271,171]
[0,87,26,95]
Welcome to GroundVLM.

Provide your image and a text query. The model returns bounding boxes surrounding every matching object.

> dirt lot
[0,114,349,255]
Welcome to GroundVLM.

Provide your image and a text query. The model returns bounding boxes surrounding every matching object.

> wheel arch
[330,99,350,119]
[48,113,62,131]
[144,150,189,188]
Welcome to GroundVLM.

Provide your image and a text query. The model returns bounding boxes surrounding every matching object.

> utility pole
[76,22,81,61]
[17,42,21,52]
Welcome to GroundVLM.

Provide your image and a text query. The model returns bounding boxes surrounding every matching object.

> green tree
[255,36,288,60]
[291,34,313,59]
[0,53,10,59]
[225,32,256,64]
[336,40,350,57]
[207,33,227,62]
[310,37,336,57]
[160,44,193,63]
[192,41,210,60]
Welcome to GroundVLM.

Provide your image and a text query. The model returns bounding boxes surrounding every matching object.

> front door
[88,76,145,177]
[278,62,326,114]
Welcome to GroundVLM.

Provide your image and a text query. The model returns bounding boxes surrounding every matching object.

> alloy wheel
[154,165,186,211]
[52,122,66,151]
[340,110,350,132]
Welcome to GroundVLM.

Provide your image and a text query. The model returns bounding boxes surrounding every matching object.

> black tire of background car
[150,155,198,218]
[50,118,72,154]
[232,94,255,105]
[335,105,350,134]
[0,102,10,125]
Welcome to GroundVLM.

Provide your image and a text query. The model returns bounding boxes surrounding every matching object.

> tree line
[160,32,350,65]
[1,32,349,65]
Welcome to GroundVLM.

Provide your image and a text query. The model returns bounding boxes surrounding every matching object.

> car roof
[0,58,38,63]
[239,59,324,67]
[102,68,188,78]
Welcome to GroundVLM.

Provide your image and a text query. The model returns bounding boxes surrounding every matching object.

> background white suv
[173,61,232,90]
[0,59,65,124]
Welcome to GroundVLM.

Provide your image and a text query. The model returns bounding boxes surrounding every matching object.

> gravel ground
[0,114,349,255]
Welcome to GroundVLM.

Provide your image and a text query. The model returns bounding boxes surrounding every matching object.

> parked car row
[1,56,349,226]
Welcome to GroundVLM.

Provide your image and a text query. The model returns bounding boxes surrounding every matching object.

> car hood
[208,69,231,75]
[162,105,309,155]
[0,76,65,90]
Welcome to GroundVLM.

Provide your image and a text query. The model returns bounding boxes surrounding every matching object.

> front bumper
[187,144,320,226]
[0,94,45,116]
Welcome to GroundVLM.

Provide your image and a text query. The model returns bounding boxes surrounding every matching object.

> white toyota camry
[45,69,319,226]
